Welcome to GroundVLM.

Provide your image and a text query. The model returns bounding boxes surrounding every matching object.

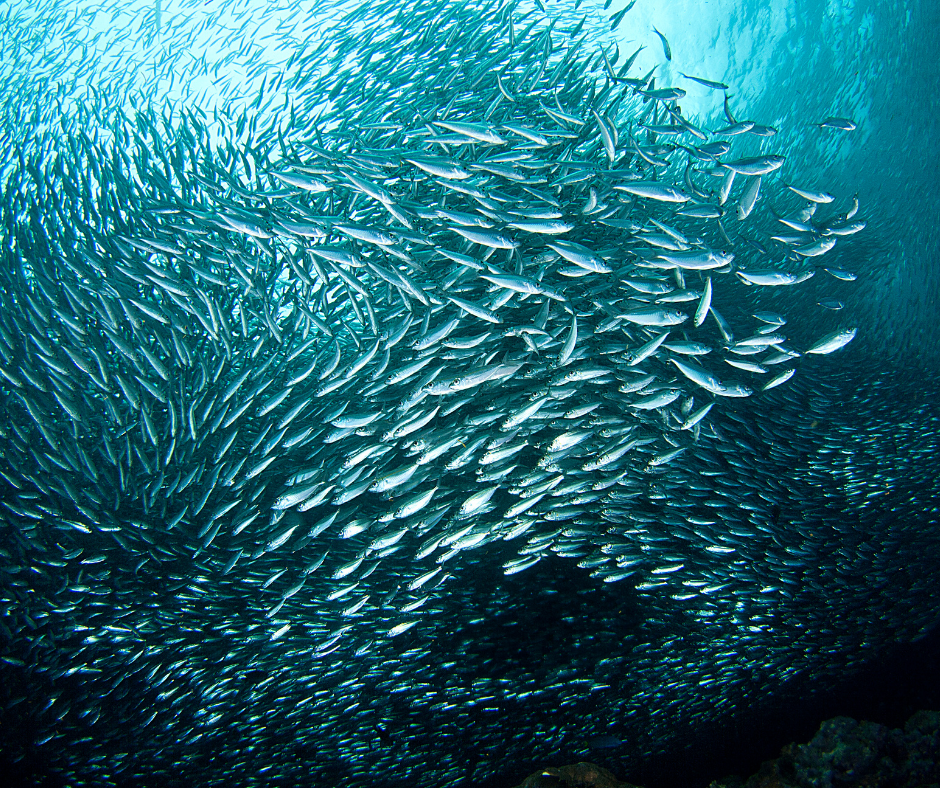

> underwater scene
[0,0,938,786]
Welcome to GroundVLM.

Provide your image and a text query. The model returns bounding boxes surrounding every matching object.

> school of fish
[1,0,937,786]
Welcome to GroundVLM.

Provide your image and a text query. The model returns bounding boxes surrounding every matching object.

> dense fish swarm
[1,0,938,786]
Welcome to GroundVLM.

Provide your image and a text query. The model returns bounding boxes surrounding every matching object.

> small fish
[737,269,814,286]
[724,155,785,176]
[693,278,712,327]
[0,2,876,783]
[819,116,857,131]
[680,73,728,90]
[805,327,857,355]
[610,0,637,31]
[589,734,624,749]
[615,181,691,202]
[653,27,672,60]
[787,184,835,203]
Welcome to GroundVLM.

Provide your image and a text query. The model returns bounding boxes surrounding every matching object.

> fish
[819,116,857,131]
[787,184,835,203]
[693,277,713,327]
[724,155,786,176]
[805,327,857,355]
[589,734,624,749]
[610,0,637,31]
[0,1,910,788]
[681,73,729,90]
[736,270,814,286]
[615,181,692,202]
[653,26,673,60]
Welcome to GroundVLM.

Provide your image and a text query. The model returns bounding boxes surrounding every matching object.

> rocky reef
[511,711,940,788]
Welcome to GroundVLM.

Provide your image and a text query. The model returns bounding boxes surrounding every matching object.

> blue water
[618,0,939,367]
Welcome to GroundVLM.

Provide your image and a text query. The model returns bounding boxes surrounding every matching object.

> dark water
[0,1,938,787]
